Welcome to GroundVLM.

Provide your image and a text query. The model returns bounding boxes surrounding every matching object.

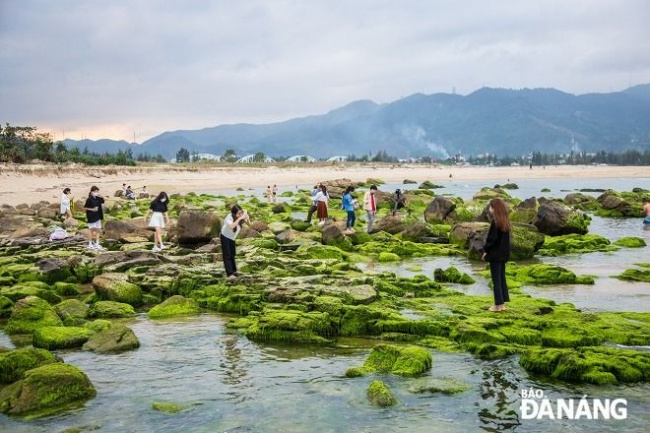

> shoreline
[0,163,648,207]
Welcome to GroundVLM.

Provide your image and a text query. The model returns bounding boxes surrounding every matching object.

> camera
[395,189,401,196]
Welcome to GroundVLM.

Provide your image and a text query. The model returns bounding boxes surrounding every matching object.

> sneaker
[152,246,161,252]
[227,274,237,281]
[87,243,97,250]
[94,244,106,251]
[159,244,166,250]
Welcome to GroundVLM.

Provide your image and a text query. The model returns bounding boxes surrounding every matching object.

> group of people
[121,183,148,200]
[266,185,278,203]
[305,183,379,233]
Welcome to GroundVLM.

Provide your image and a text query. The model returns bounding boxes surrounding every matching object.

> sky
[1,0,649,143]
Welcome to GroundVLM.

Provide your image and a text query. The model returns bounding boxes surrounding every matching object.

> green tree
[176,147,190,163]
[222,148,238,162]
[252,151,266,162]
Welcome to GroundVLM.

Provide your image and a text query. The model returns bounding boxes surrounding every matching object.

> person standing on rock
[481,198,511,312]
[272,184,278,203]
[342,186,357,234]
[146,192,170,252]
[221,204,250,280]
[315,185,329,225]
[266,185,273,203]
[363,185,378,233]
[60,188,73,220]
[84,186,105,250]
[305,184,320,223]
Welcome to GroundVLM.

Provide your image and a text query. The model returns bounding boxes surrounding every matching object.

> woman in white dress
[146,192,170,252]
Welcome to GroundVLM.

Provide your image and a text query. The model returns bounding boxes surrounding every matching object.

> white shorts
[149,212,166,228]
[60,205,70,215]
[88,220,102,229]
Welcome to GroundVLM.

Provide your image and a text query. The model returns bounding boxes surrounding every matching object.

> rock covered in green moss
[148,295,200,319]
[508,263,595,285]
[424,197,456,224]
[52,282,81,296]
[520,346,650,385]
[1,284,62,304]
[367,380,397,407]
[152,401,187,413]
[0,347,59,384]
[533,202,590,236]
[0,295,13,317]
[54,299,89,325]
[32,326,94,350]
[473,187,511,201]
[613,237,647,248]
[434,267,475,284]
[5,296,63,334]
[0,363,96,416]
[346,344,432,377]
[537,233,617,256]
[89,301,136,318]
[615,268,650,282]
[243,309,334,344]
[82,323,140,353]
[378,252,400,262]
[92,273,143,306]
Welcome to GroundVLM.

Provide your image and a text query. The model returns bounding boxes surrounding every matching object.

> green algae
[32,326,93,350]
[345,344,432,377]
[0,347,59,384]
[5,296,63,334]
[367,380,397,407]
[613,236,647,248]
[378,252,400,262]
[615,268,650,282]
[89,301,136,318]
[433,267,475,284]
[148,295,201,319]
[152,401,187,414]
[537,233,618,256]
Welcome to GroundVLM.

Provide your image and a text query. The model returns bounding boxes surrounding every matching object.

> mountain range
[65,84,650,160]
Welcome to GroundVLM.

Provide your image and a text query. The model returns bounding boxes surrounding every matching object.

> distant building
[236,154,276,163]
[327,155,348,162]
[286,154,317,162]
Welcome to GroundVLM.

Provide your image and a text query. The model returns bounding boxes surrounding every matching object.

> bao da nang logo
[520,388,627,420]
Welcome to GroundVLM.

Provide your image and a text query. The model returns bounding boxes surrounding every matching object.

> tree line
[0,124,165,165]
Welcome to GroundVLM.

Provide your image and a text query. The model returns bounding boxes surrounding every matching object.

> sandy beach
[0,163,647,207]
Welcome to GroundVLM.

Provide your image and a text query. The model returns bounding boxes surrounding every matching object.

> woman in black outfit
[481,198,511,312]
[145,192,170,252]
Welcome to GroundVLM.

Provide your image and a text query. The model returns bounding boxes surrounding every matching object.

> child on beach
[84,186,105,250]
[221,204,250,280]
[146,192,170,252]
[481,198,511,312]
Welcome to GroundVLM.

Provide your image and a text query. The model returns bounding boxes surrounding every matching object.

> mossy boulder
[0,347,59,384]
[148,295,200,319]
[152,401,187,414]
[345,344,432,377]
[54,299,89,325]
[408,378,471,395]
[615,268,650,282]
[424,196,456,223]
[613,237,646,248]
[175,210,221,243]
[89,301,136,318]
[33,326,94,350]
[419,180,443,190]
[472,187,511,201]
[533,202,590,236]
[367,380,397,407]
[537,234,616,256]
[378,252,400,262]
[52,282,81,296]
[92,273,143,306]
[1,285,62,305]
[0,295,14,318]
[243,309,334,344]
[507,263,595,285]
[434,267,475,284]
[510,224,546,260]
[82,323,140,353]
[0,363,96,416]
[290,220,311,232]
[520,346,650,385]
[5,296,63,335]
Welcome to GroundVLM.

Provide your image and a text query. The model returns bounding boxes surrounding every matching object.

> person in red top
[363,185,378,233]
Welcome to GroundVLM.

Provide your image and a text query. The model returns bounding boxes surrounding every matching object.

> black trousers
[489,261,510,305]
[221,234,237,276]
[306,204,317,222]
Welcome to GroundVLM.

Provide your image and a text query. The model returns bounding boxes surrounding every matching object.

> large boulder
[0,347,59,384]
[424,197,456,223]
[533,202,590,236]
[5,296,63,334]
[89,301,136,318]
[54,299,89,325]
[36,258,72,284]
[175,210,221,243]
[596,191,639,217]
[147,295,200,319]
[82,323,140,353]
[455,223,545,261]
[510,197,538,224]
[449,222,490,248]
[104,219,150,242]
[276,229,298,244]
[0,363,96,416]
[33,326,93,350]
[92,273,143,306]
[371,215,406,235]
